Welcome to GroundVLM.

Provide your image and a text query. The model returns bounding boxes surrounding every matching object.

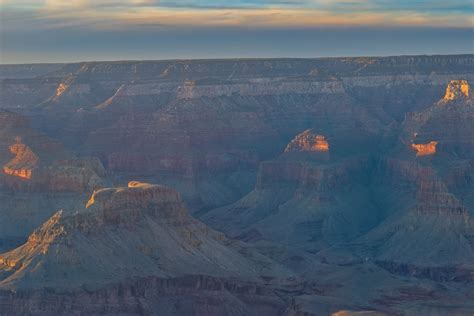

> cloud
[0,0,472,30]
[44,0,160,8]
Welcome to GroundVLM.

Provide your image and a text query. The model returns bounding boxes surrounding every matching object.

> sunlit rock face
[55,82,68,97]
[2,137,39,179]
[285,130,329,152]
[411,141,437,156]
[443,79,470,101]
[52,76,91,101]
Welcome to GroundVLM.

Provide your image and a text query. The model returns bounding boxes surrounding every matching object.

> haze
[1,0,473,63]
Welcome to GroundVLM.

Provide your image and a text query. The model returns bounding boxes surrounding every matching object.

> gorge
[0,55,473,315]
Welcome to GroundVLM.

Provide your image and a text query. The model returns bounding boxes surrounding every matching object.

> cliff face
[2,138,39,179]
[443,79,470,101]
[411,141,437,156]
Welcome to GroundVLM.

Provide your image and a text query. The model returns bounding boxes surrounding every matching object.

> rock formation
[411,141,437,156]
[443,79,470,101]
[2,137,39,179]
[285,130,330,152]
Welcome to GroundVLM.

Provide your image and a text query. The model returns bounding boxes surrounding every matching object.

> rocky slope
[0,110,108,252]
[0,182,289,288]
[0,181,294,314]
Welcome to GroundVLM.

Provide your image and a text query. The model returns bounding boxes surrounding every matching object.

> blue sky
[1,0,473,63]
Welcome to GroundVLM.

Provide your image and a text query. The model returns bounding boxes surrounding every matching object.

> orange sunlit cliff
[2,137,39,179]
[285,130,329,152]
[443,79,470,101]
[411,141,437,157]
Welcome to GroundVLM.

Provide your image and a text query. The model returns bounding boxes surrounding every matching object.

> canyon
[0,55,473,315]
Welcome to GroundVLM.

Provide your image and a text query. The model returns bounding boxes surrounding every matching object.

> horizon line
[2,53,473,66]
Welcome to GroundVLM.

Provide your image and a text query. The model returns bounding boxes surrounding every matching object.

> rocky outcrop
[84,181,188,226]
[411,141,437,157]
[2,137,39,179]
[52,76,90,100]
[443,80,470,101]
[285,130,329,152]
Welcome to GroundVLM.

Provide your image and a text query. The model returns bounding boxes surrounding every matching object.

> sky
[0,0,473,64]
